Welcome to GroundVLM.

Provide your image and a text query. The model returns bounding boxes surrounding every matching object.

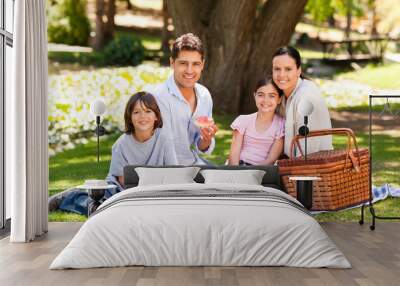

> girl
[228,76,285,166]
[49,92,178,215]
[272,46,332,157]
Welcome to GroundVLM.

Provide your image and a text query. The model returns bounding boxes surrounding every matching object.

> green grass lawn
[297,48,324,60]
[49,133,119,197]
[49,112,400,222]
[49,134,118,222]
[334,103,400,113]
[336,63,400,89]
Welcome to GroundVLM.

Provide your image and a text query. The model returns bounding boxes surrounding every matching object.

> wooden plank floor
[0,222,399,286]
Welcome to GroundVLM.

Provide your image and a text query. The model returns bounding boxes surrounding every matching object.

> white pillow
[135,167,200,186]
[200,169,266,185]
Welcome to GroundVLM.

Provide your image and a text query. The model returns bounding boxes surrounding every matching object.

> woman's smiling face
[272,54,301,97]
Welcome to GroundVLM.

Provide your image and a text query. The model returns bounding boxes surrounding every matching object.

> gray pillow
[135,167,201,186]
[200,169,266,185]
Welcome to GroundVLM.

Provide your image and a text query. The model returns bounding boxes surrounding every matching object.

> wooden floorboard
[0,222,399,286]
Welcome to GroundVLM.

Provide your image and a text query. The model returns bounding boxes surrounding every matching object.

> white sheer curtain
[8,0,48,242]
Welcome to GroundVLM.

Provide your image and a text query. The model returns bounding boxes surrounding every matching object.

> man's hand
[198,123,218,151]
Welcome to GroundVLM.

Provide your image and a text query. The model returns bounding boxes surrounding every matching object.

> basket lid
[278,148,368,167]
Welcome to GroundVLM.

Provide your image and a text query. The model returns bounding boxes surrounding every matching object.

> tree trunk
[165,0,307,114]
[161,0,171,66]
[126,0,132,10]
[104,0,116,44]
[345,0,352,39]
[94,0,106,51]
[328,15,336,28]
[370,0,378,36]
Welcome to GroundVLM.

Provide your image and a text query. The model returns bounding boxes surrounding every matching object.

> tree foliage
[47,0,91,46]
[305,0,336,25]
[306,0,369,24]
[305,0,378,38]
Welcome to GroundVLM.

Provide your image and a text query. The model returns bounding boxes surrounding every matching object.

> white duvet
[50,183,351,269]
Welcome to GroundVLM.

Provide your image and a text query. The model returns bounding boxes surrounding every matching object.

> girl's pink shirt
[231,112,285,165]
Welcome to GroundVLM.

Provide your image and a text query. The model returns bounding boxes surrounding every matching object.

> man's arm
[196,95,217,153]
[198,124,218,152]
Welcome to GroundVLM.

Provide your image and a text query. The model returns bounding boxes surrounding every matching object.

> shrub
[47,0,91,46]
[101,34,145,66]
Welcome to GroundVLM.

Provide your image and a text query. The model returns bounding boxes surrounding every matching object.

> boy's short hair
[171,33,204,60]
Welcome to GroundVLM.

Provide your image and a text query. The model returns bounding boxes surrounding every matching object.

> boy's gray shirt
[107,128,178,179]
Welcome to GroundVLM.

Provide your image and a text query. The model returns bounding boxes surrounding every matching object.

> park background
[46,0,400,222]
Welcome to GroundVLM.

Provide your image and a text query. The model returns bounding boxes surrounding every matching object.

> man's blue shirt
[149,75,215,165]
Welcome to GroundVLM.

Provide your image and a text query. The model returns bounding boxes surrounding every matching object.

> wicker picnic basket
[278,128,370,211]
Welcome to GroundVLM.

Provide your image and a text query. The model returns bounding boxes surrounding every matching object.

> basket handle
[290,128,361,172]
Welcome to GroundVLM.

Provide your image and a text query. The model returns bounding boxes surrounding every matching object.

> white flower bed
[48,64,171,155]
[317,78,400,108]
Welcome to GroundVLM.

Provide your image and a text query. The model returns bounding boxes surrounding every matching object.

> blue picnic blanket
[58,175,124,215]
[372,183,400,203]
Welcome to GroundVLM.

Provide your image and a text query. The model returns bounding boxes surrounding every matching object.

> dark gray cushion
[123,165,283,191]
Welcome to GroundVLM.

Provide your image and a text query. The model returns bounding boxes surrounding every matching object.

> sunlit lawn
[49,133,117,222]
[298,48,324,59]
[336,63,400,89]
[335,103,400,113]
[314,197,400,222]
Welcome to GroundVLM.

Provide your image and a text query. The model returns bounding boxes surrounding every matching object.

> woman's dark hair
[254,75,284,97]
[124,92,163,134]
[272,46,309,79]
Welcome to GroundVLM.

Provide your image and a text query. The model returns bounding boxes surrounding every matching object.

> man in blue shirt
[150,33,218,165]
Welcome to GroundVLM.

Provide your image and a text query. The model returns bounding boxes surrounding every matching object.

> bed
[50,165,351,269]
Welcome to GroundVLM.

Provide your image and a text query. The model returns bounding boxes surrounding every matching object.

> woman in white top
[272,46,333,157]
